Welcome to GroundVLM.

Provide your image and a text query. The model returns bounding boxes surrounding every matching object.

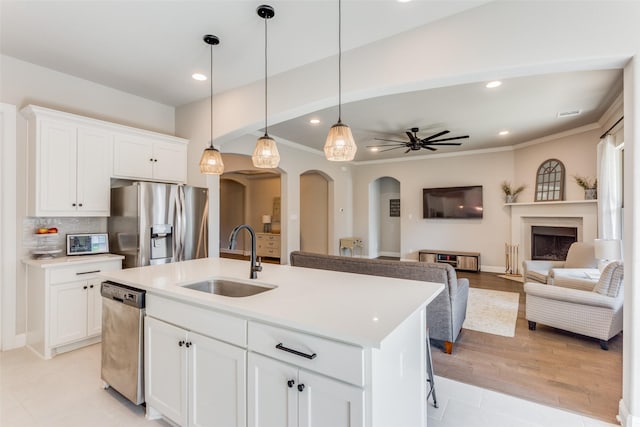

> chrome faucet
[228,224,262,279]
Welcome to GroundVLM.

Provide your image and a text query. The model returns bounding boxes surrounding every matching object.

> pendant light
[324,0,357,162]
[199,34,224,175]
[252,5,280,169]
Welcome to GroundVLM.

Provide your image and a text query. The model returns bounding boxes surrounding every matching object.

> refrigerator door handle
[174,185,187,262]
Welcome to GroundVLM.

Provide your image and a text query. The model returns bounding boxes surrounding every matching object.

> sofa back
[289,251,469,344]
[289,251,458,299]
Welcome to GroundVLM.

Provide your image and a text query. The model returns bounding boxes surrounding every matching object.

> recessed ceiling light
[486,81,502,89]
[309,119,320,125]
[192,73,207,81]
[499,130,509,136]
[369,147,379,152]
[397,0,412,3]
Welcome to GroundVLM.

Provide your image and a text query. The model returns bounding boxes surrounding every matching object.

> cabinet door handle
[78,203,83,207]
[89,285,94,289]
[72,203,76,207]
[76,270,100,275]
[149,158,154,162]
[275,343,317,360]
[178,340,185,347]
[154,159,158,162]
[185,341,192,348]
[287,379,295,388]
[297,384,305,392]
[83,285,88,290]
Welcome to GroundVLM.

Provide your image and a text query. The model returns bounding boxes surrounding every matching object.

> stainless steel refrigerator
[108,182,208,268]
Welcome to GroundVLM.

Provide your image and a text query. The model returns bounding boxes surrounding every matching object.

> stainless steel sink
[181,279,274,297]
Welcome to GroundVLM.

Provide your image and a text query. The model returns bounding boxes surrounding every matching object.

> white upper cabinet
[24,108,112,217]
[22,105,189,217]
[113,133,187,183]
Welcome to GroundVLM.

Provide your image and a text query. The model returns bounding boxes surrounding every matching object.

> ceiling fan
[368,127,469,153]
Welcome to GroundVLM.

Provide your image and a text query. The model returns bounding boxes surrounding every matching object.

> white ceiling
[0,1,623,162]
[0,0,488,106]
[268,70,622,161]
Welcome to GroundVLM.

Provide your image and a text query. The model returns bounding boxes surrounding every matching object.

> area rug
[497,274,524,283]
[463,288,520,337]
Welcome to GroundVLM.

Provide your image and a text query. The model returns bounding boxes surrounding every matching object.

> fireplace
[531,226,578,261]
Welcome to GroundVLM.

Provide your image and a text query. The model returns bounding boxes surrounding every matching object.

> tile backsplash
[23,217,107,257]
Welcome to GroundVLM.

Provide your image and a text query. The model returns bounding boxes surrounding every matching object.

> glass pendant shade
[324,121,357,161]
[252,134,280,168]
[199,145,224,175]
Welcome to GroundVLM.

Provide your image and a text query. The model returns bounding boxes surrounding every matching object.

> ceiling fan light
[252,134,280,168]
[199,145,224,175]
[324,122,357,161]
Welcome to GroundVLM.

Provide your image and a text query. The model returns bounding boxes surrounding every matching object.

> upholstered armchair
[524,261,624,350]
[522,241,598,285]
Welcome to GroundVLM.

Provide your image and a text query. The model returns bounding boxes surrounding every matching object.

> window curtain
[596,134,623,239]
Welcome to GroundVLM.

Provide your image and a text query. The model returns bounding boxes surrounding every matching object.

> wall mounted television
[422,185,483,219]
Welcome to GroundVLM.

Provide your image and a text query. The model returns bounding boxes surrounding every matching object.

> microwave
[67,233,109,256]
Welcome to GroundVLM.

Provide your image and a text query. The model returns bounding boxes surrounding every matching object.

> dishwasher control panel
[101,281,145,308]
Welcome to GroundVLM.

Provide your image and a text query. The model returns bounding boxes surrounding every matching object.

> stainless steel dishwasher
[101,281,146,405]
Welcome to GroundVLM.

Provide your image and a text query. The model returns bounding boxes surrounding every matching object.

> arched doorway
[219,153,283,263]
[369,176,401,259]
[300,170,330,254]
[219,178,246,254]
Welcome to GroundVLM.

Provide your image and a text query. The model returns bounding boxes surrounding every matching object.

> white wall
[354,149,514,269]
[0,55,177,340]
[351,125,602,270]
[513,127,601,202]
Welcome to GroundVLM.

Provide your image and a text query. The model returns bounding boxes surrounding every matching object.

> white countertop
[98,257,444,348]
[23,253,124,268]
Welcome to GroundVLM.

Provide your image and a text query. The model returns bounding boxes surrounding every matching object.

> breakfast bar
[99,257,444,427]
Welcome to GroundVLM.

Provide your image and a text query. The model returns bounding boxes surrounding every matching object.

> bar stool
[426,328,438,408]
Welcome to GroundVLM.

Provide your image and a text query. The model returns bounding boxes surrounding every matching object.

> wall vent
[557,109,581,118]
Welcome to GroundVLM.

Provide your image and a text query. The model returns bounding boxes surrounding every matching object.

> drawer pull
[275,343,317,360]
[76,270,101,275]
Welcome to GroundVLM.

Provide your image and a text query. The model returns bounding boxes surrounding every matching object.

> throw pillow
[594,261,624,297]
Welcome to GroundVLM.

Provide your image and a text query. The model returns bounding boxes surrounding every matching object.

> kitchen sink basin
[181,279,274,297]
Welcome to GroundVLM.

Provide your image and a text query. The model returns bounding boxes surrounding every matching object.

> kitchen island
[99,257,444,427]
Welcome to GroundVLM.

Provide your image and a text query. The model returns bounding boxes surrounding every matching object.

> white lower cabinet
[145,316,247,427]
[248,352,364,427]
[25,257,122,359]
[49,278,102,346]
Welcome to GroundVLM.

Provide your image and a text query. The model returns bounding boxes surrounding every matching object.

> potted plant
[573,175,597,200]
[501,181,526,203]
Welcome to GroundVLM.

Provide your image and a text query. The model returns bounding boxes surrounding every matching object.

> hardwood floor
[431,271,623,423]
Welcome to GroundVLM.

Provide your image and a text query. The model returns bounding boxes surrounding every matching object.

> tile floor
[0,343,619,427]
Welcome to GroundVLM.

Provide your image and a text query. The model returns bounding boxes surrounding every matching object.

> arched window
[535,159,565,201]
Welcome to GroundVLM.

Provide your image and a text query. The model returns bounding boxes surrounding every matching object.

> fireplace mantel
[505,200,597,207]
[508,200,598,268]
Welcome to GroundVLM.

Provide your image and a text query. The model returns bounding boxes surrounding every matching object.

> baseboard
[2,333,26,351]
[480,265,506,273]
[619,398,640,427]
[378,251,400,258]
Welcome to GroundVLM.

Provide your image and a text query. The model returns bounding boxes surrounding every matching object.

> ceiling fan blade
[374,138,409,144]
[425,143,462,147]
[423,146,437,151]
[406,131,418,143]
[424,135,469,143]
[379,146,409,153]
[420,130,450,142]
[367,143,405,148]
